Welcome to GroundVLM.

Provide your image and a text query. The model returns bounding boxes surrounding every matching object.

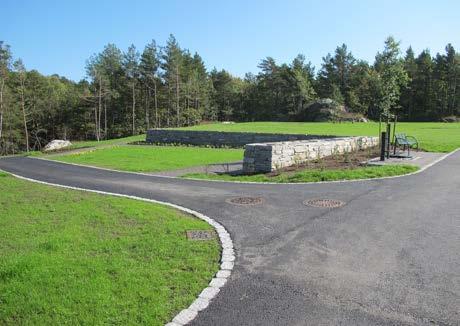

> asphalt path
[0,153,459,326]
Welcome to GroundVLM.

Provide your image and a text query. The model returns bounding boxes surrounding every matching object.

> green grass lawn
[49,145,243,172]
[180,122,460,152]
[69,134,146,149]
[0,171,219,325]
[185,165,419,183]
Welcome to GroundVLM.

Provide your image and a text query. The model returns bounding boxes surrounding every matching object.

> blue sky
[3,0,459,81]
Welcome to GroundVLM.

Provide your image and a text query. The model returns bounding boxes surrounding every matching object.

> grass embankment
[185,165,419,183]
[181,122,460,152]
[49,145,243,172]
[0,171,219,325]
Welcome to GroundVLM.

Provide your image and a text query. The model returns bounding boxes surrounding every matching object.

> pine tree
[0,41,12,142]
[162,35,183,127]
[123,45,140,135]
[13,59,29,152]
[86,55,110,141]
[98,44,123,137]
[140,40,160,129]
[400,47,417,120]
[316,44,355,107]
[413,50,435,120]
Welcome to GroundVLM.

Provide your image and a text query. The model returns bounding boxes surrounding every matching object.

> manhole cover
[303,199,345,208]
[186,230,216,241]
[226,196,264,206]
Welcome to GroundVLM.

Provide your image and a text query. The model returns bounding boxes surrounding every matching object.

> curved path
[0,154,459,325]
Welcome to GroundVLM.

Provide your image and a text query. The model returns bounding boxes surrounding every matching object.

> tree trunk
[98,95,102,140]
[94,106,99,141]
[20,84,29,152]
[154,80,158,128]
[167,85,171,127]
[132,82,136,135]
[185,84,189,125]
[0,80,4,140]
[145,87,150,130]
[104,100,107,139]
[96,78,102,141]
[176,66,180,127]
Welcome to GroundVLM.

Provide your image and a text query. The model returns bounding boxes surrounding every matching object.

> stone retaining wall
[146,129,333,147]
[243,136,379,173]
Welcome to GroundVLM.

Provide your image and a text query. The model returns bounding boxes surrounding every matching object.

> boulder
[43,140,72,152]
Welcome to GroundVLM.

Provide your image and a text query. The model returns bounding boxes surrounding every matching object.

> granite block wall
[146,129,332,147]
[243,136,379,173]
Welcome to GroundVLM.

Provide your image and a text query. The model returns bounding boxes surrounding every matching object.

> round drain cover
[226,196,264,206]
[303,199,345,208]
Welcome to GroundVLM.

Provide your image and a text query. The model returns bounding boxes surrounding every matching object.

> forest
[0,35,459,154]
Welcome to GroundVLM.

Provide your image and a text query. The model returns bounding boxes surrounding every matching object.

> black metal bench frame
[394,133,418,157]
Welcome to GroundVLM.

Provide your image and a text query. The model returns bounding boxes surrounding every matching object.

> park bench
[394,133,418,156]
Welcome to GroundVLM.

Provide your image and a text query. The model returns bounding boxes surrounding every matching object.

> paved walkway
[0,152,459,325]
[366,150,446,168]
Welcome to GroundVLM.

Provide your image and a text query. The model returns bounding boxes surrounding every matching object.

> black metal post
[386,123,391,159]
[393,115,398,155]
[380,131,386,161]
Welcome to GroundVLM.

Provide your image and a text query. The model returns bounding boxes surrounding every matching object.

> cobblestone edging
[1,171,234,326]
[243,136,380,173]
[146,129,333,147]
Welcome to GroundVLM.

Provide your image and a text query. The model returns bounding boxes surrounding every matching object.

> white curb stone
[221,239,233,248]
[216,270,231,278]
[172,309,198,325]
[221,261,234,270]
[165,322,181,326]
[214,225,226,232]
[188,298,210,312]
[199,286,220,299]
[220,236,231,243]
[222,248,234,256]
[209,277,227,288]
[221,254,235,262]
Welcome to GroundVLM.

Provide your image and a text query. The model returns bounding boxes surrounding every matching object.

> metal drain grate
[186,230,216,241]
[303,198,345,208]
[226,196,264,206]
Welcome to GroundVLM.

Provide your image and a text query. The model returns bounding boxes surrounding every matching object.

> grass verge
[180,122,460,152]
[0,171,219,325]
[184,165,419,183]
[48,145,243,172]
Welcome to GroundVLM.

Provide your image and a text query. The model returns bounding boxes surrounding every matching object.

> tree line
[0,35,459,154]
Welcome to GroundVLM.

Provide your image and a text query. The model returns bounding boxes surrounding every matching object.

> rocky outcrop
[300,98,366,122]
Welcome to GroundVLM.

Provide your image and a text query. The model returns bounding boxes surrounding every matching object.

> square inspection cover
[186,230,217,241]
